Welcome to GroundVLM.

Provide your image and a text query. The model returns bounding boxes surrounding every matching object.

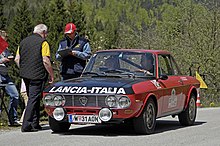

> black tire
[133,98,156,134]
[178,93,197,126]
[49,116,71,132]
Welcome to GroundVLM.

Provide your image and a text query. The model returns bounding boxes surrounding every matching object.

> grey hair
[33,24,48,34]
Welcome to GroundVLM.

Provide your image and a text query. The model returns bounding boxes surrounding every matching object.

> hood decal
[49,86,126,94]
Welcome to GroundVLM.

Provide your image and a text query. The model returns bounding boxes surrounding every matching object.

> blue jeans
[0,74,19,124]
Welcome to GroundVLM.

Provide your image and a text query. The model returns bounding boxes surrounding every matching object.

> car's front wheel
[133,98,156,134]
[49,116,71,132]
[178,93,197,126]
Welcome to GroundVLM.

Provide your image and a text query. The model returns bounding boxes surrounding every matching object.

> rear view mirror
[159,74,168,80]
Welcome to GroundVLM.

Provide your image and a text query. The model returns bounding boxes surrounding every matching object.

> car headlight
[53,107,65,121]
[118,96,131,108]
[54,95,65,106]
[105,95,117,107]
[43,94,54,106]
[43,94,65,106]
[99,108,112,122]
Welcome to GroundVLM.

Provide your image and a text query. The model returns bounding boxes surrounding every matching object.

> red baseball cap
[64,23,76,34]
[0,36,8,54]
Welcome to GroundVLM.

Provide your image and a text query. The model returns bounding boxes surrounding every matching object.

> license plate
[68,115,101,124]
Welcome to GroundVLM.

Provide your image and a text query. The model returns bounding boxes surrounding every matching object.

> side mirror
[159,74,168,80]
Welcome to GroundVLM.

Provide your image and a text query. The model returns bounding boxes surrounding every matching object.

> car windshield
[83,51,156,78]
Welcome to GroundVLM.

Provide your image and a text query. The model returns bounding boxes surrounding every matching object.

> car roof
[96,49,171,55]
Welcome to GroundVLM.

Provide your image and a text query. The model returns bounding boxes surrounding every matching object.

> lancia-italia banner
[49,86,126,94]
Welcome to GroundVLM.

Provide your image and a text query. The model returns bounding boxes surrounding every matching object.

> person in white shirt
[19,79,28,124]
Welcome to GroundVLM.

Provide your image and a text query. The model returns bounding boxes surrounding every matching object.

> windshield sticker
[49,86,126,94]
[151,80,161,89]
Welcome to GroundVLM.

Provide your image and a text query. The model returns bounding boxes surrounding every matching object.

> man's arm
[14,47,20,67]
[55,43,63,61]
[43,56,54,83]
[14,54,20,67]
[136,68,153,76]
[41,41,54,83]
[72,43,92,60]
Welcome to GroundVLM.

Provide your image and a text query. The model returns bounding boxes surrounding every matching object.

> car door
[157,54,186,116]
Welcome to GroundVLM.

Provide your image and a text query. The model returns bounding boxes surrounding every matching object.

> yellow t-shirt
[16,41,50,57]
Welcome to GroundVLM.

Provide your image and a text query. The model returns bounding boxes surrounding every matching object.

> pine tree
[46,0,69,82]
[66,0,87,37]
[7,0,32,85]
[8,0,32,46]
[33,2,50,26]
[47,0,68,56]
[0,0,6,29]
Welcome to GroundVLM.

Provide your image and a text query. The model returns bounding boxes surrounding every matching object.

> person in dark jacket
[56,23,92,80]
[15,24,54,132]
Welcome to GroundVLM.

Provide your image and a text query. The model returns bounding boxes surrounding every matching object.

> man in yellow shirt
[16,41,51,57]
[14,24,54,132]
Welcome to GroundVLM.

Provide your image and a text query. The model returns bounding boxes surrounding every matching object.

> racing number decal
[168,88,177,108]
[151,80,161,89]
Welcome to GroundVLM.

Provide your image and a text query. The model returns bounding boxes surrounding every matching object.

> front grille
[64,95,107,107]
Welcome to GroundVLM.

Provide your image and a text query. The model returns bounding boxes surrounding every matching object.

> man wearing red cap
[56,23,92,80]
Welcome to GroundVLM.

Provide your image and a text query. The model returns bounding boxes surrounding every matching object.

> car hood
[44,77,148,95]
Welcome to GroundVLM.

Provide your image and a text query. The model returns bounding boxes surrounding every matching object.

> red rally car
[43,49,200,134]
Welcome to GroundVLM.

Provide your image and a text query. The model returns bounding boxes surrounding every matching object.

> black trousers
[21,78,46,130]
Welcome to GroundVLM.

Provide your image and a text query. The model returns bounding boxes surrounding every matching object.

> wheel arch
[135,93,158,118]
[184,86,198,109]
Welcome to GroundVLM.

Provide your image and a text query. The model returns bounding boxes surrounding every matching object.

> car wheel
[178,93,197,126]
[49,116,71,132]
[133,98,156,134]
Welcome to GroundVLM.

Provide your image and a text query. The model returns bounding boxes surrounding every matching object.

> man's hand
[14,54,20,68]
[49,76,54,84]
[71,51,77,56]
[1,57,10,63]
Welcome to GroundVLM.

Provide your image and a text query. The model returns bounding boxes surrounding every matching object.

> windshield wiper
[104,69,136,78]
[104,69,125,73]
[83,71,124,78]
[82,71,106,76]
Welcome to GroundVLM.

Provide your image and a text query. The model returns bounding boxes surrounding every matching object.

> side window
[170,56,181,75]
[158,55,173,76]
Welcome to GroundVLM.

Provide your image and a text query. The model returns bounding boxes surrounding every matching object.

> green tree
[66,0,87,36]
[7,0,32,85]
[34,2,50,26]
[0,0,6,29]
[47,0,68,55]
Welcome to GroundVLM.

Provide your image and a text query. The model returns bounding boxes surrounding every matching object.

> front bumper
[45,104,141,124]
[44,94,145,123]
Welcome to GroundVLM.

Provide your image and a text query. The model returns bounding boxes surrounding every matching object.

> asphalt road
[0,107,219,146]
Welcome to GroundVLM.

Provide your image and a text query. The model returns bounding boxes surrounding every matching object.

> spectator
[56,23,92,80]
[14,24,54,132]
[0,30,20,126]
